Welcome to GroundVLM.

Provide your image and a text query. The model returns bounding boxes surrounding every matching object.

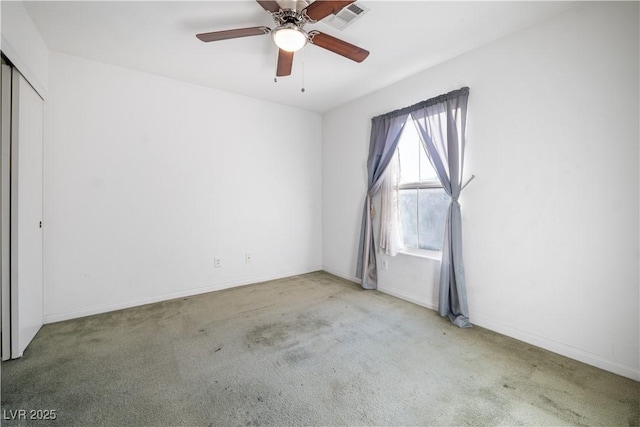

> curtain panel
[378,152,403,257]
[356,87,471,328]
[411,87,471,328]
[355,113,408,289]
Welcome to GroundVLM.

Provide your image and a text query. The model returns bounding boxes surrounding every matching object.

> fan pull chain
[274,48,278,83]
[301,46,306,92]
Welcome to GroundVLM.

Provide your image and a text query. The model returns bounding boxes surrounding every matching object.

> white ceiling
[24,1,575,113]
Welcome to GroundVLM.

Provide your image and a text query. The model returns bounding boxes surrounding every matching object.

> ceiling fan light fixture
[272,24,308,52]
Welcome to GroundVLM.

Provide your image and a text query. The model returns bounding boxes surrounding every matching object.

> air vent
[322,2,369,31]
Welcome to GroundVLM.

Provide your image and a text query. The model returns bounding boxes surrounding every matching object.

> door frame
[1,58,11,360]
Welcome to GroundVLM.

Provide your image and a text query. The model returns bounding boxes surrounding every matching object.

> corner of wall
[1,1,49,98]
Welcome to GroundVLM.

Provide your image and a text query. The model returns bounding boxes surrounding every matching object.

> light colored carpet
[2,271,638,426]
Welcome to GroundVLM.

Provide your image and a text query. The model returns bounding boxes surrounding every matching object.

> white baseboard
[471,314,639,381]
[376,285,438,311]
[44,266,323,324]
[43,265,639,382]
[375,285,639,381]
[321,266,360,284]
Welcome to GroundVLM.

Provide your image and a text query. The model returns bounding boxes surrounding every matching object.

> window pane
[396,118,449,253]
[417,188,449,251]
[419,143,439,182]
[398,118,439,184]
[397,125,420,184]
[399,189,418,248]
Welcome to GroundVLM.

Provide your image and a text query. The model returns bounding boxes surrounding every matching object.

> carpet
[2,271,638,426]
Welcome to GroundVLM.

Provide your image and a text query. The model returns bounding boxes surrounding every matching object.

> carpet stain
[2,271,638,426]
[246,323,289,347]
[619,397,640,427]
[538,394,586,424]
[245,316,331,350]
[283,348,312,364]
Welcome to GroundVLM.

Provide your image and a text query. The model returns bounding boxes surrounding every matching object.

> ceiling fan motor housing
[272,7,310,28]
[277,0,311,13]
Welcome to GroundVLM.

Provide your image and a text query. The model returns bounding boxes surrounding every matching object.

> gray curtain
[411,87,471,328]
[355,113,408,289]
[355,87,471,328]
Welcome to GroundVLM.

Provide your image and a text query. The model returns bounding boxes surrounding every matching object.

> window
[395,117,449,252]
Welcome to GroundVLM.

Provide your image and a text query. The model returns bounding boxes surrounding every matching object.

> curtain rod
[372,87,470,121]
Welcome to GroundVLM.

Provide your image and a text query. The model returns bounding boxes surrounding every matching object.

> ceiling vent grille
[322,2,369,31]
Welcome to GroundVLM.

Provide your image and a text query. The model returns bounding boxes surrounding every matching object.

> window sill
[398,247,442,261]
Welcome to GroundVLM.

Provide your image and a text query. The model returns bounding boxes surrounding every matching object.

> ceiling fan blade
[302,0,356,21]
[256,0,281,13]
[308,31,369,63]
[196,26,270,42]
[276,49,294,77]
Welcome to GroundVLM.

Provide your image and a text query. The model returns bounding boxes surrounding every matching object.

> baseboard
[320,269,440,314]
[373,285,638,381]
[44,266,323,324]
[43,265,639,382]
[376,285,438,311]
[321,266,359,284]
[471,314,640,381]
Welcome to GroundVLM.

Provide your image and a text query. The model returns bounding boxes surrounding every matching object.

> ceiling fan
[196,0,370,77]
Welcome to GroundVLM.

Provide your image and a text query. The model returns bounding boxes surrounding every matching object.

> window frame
[395,119,447,259]
[398,180,442,190]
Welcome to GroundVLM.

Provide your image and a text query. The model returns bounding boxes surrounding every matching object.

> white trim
[398,247,442,261]
[377,285,438,311]
[321,266,359,284]
[471,314,640,381]
[379,285,639,381]
[0,37,47,100]
[0,62,11,360]
[44,266,323,324]
[398,181,442,190]
[43,264,639,381]
[9,67,20,358]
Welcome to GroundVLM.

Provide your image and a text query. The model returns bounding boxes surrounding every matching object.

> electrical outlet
[245,253,252,264]
[381,258,389,271]
[214,257,222,268]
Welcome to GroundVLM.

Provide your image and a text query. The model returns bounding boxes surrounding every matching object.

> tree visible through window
[396,117,449,252]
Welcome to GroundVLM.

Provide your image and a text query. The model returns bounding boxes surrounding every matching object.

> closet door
[10,68,44,358]
[1,63,11,360]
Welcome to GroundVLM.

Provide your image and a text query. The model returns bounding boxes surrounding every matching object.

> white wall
[44,52,322,322]
[0,1,48,97]
[322,2,639,380]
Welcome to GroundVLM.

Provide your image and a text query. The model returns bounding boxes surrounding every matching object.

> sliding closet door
[10,68,44,358]
[1,63,11,360]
